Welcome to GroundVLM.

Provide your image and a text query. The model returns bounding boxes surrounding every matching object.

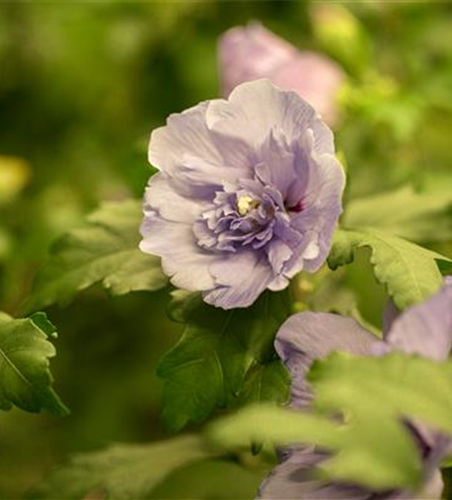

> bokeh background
[1,1,452,498]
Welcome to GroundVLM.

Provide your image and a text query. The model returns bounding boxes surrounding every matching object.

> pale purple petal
[204,251,273,309]
[227,79,319,146]
[383,300,399,337]
[140,214,216,291]
[275,312,380,408]
[149,102,221,175]
[258,452,382,500]
[143,173,207,222]
[385,279,452,361]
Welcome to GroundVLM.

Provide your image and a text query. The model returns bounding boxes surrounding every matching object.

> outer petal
[206,80,322,161]
[149,102,220,174]
[143,172,206,223]
[258,452,440,500]
[229,79,318,145]
[383,300,399,337]
[149,100,253,187]
[275,312,380,408]
[290,142,345,272]
[203,251,273,309]
[258,452,379,500]
[140,213,216,291]
[385,278,452,361]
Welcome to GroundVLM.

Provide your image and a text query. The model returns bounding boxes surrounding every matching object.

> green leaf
[344,186,452,242]
[158,291,291,431]
[0,312,68,415]
[309,352,452,439]
[26,199,167,312]
[328,228,451,310]
[148,458,266,499]
[207,402,420,491]
[31,435,215,500]
[210,353,452,491]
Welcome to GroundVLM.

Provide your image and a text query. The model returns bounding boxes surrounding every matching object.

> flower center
[237,195,260,216]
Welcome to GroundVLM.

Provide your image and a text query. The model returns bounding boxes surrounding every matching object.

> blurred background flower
[218,22,346,125]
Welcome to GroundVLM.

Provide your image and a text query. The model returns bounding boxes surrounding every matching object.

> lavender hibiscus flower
[260,278,452,499]
[140,79,345,309]
[219,23,345,126]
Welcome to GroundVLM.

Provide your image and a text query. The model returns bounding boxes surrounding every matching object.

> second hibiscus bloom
[140,80,345,309]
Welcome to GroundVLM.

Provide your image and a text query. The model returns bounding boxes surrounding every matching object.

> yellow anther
[237,196,260,216]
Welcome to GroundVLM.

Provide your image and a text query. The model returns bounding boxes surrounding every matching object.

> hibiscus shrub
[2,2,452,500]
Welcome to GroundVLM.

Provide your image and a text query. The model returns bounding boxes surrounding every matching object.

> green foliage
[31,434,214,500]
[26,199,167,312]
[309,352,452,438]
[0,312,67,415]
[210,351,452,491]
[148,458,266,500]
[158,290,291,431]
[208,402,420,491]
[32,432,268,500]
[328,228,452,310]
[344,185,452,242]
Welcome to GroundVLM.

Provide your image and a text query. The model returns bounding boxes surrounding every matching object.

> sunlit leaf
[328,228,452,310]
[208,401,419,491]
[210,351,452,491]
[344,186,452,242]
[148,458,266,500]
[26,200,167,312]
[31,435,215,500]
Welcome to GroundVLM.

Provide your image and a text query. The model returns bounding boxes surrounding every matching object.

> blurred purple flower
[218,23,346,126]
[140,80,345,309]
[260,279,452,499]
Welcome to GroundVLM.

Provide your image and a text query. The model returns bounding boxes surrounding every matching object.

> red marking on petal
[287,199,304,213]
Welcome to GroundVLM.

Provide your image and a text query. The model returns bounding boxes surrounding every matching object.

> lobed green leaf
[158,290,291,431]
[0,312,68,415]
[328,228,452,310]
[26,199,167,312]
[209,352,452,491]
[344,185,452,242]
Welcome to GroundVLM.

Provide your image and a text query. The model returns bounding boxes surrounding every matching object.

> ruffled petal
[204,250,273,309]
[228,79,319,145]
[275,312,380,408]
[143,172,207,223]
[149,102,220,174]
[385,278,452,361]
[258,452,377,500]
[140,214,216,291]
[150,101,253,188]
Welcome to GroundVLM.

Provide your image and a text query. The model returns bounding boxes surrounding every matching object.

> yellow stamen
[237,196,260,216]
